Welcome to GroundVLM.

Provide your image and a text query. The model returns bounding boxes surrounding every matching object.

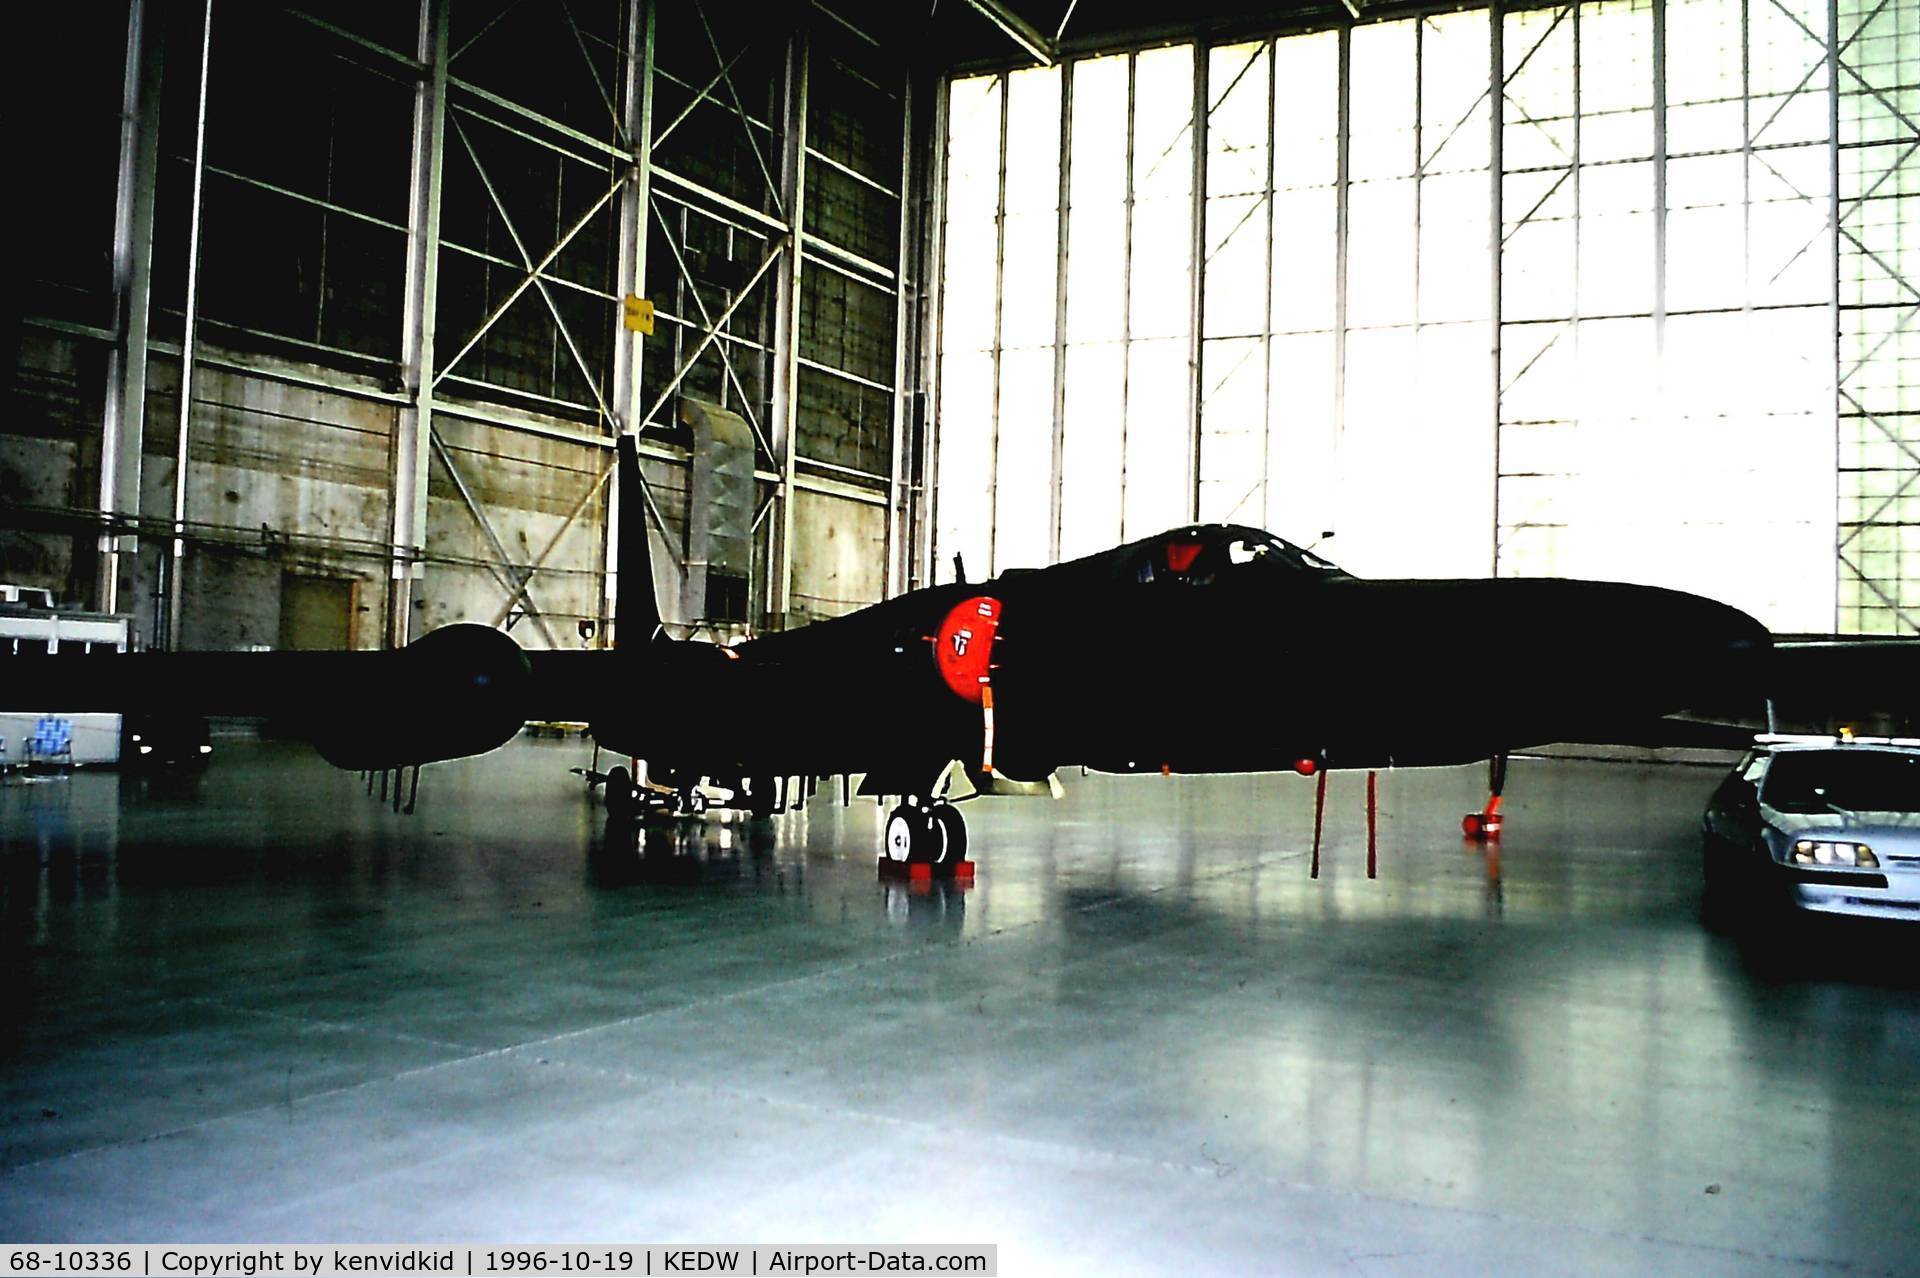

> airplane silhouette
[6,434,1911,862]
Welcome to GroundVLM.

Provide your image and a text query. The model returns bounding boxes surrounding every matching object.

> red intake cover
[934,596,1002,704]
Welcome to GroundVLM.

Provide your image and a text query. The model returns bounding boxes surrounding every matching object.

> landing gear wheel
[929,804,967,863]
[605,766,636,823]
[884,804,952,863]
[884,806,922,862]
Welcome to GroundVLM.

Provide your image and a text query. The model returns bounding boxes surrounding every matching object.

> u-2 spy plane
[6,435,1909,862]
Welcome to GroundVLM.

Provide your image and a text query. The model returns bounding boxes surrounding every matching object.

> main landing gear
[601,765,708,823]
[883,799,967,866]
[1462,753,1509,841]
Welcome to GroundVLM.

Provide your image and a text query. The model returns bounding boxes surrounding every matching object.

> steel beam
[769,29,809,625]
[497,459,616,628]
[450,115,612,421]
[390,0,450,649]
[1330,26,1350,546]
[885,74,914,596]
[962,0,1057,66]
[1118,54,1137,540]
[99,0,163,618]
[639,238,788,427]
[1829,0,1847,629]
[447,74,628,161]
[607,0,655,640]
[429,432,559,647]
[1490,0,1505,575]
[986,73,1009,573]
[649,199,773,454]
[1260,39,1276,532]
[1049,59,1073,564]
[432,171,626,388]
[652,44,752,149]
[1188,42,1208,522]
[167,0,215,651]
[1653,0,1667,366]
[695,0,784,213]
[917,75,952,592]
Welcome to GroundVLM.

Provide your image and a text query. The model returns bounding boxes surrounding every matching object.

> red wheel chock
[878,858,975,882]
[1463,795,1504,842]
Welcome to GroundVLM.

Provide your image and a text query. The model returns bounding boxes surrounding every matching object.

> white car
[1702,735,1920,924]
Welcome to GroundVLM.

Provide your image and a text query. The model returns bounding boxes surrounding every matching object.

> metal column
[99,0,163,618]
[389,0,450,649]
[986,74,1009,573]
[1048,60,1073,564]
[1490,0,1506,575]
[1331,27,1351,535]
[917,75,952,592]
[768,28,809,625]
[1652,0,1668,366]
[1188,42,1209,522]
[607,0,656,641]
[886,73,915,598]
[167,0,215,651]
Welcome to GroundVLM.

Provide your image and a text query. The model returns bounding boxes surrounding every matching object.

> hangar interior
[5,0,1920,1272]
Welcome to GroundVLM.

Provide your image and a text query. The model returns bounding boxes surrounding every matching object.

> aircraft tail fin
[615,432,667,647]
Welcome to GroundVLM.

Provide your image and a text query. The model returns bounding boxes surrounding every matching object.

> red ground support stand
[1462,796,1504,841]
[877,858,976,882]
[1309,769,1328,879]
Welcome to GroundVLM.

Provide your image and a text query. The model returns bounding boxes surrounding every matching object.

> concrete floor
[2,739,1917,1275]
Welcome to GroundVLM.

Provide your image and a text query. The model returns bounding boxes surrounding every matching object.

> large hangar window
[932,0,1917,635]
[151,6,415,365]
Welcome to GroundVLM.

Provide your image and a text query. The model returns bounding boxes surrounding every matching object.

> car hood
[1763,806,1920,832]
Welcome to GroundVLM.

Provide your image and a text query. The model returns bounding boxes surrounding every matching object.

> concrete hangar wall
[6,1,933,653]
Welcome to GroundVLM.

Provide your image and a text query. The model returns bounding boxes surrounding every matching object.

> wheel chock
[877,858,976,882]
[1462,811,1503,841]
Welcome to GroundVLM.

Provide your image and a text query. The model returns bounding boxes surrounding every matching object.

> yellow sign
[622,294,655,335]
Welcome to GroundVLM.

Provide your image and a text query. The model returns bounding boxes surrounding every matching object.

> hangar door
[279,575,353,651]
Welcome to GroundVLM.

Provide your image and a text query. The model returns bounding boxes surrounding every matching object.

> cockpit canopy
[1124,525,1347,586]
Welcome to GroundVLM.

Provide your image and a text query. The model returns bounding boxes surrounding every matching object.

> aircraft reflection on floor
[882,875,969,937]
[587,812,779,888]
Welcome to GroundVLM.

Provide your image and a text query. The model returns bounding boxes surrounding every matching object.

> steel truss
[60,0,920,648]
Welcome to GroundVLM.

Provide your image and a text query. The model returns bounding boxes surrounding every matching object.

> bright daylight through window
[932,0,1917,634]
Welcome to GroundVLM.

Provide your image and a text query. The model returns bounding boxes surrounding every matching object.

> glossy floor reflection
[4,739,1917,1275]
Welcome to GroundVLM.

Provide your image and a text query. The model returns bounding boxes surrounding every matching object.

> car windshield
[1762,750,1920,814]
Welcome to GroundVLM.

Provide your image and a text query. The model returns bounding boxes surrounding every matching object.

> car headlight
[138,745,152,755]
[198,745,212,754]
[1793,839,1878,868]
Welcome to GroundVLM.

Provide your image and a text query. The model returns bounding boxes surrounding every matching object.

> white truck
[1,590,131,768]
